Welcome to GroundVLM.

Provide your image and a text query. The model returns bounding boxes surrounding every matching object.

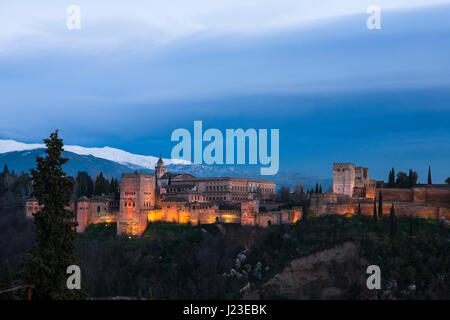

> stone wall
[241,200,301,226]
[312,199,450,219]
[76,197,118,232]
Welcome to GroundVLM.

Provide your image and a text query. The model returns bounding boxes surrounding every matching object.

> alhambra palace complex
[25,160,450,236]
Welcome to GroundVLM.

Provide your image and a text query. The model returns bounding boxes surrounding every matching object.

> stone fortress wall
[314,163,450,219]
[24,160,449,236]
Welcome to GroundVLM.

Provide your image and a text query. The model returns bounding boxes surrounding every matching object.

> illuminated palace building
[25,157,289,236]
[24,160,450,236]
[116,158,281,235]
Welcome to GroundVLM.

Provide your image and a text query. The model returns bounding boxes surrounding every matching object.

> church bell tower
[155,157,165,179]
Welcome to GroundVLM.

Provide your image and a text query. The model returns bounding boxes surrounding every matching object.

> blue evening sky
[0,1,449,181]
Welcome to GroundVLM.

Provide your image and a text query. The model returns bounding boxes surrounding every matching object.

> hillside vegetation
[75,215,450,299]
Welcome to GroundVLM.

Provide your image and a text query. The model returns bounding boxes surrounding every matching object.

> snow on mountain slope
[0,140,45,153]
[0,139,190,169]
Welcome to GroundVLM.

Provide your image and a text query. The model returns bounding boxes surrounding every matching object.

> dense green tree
[20,130,84,299]
[446,177,450,186]
[319,185,322,194]
[315,183,319,193]
[378,192,383,218]
[409,214,413,236]
[408,169,418,187]
[108,177,120,197]
[94,172,109,196]
[428,165,432,185]
[389,203,397,236]
[3,164,9,175]
[373,198,377,222]
[396,171,409,188]
[357,202,361,216]
[75,171,94,198]
[388,168,395,187]
[1,260,15,300]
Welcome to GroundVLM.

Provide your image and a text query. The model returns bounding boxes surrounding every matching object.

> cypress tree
[94,172,108,196]
[408,169,418,187]
[357,202,361,216]
[75,171,92,198]
[3,164,9,175]
[108,177,113,194]
[1,260,15,300]
[428,165,432,185]
[21,130,84,299]
[319,185,322,193]
[409,214,413,236]
[373,197,377,222]
[378,192,383,218]
[388,168,395,187]
[390,203,397,236]
[87,176,94,197]
[315,183,319,193]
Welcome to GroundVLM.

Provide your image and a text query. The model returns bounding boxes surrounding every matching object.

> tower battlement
[333,163,375,198]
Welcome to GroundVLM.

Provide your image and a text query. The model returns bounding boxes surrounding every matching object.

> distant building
[324,163,450,219]
[333,163,376,198]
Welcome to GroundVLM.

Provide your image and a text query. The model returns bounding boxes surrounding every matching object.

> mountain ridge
[0,140,331,190]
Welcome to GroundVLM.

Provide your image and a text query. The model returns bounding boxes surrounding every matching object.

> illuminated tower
[333,163,355,197]
[155,157,166,179]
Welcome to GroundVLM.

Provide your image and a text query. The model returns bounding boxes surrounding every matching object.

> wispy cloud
[1,0,450,53]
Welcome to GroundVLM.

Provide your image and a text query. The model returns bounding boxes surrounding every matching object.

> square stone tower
[333,163,356,196]
[118,173,156,235]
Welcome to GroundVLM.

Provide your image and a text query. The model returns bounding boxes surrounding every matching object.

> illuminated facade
[333,163,376,198]
[116,158,277,235]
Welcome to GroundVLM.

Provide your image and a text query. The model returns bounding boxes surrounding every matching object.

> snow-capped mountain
[0,139,332,189]
[0,139,190,169]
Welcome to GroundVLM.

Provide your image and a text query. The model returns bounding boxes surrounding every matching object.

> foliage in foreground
[76,214,450,299]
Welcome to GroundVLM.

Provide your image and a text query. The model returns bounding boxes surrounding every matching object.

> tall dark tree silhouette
[94,172,109,196]
[388,168,395,187]
[21,130,84,299]
[373,197,377,222]
[357,202,361,216]
[390,203,397,236]
[408,169,418,187]
[428,165,432,185]
[378,192,383,218]
[409,214,414,236]
[75,171,94,198]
